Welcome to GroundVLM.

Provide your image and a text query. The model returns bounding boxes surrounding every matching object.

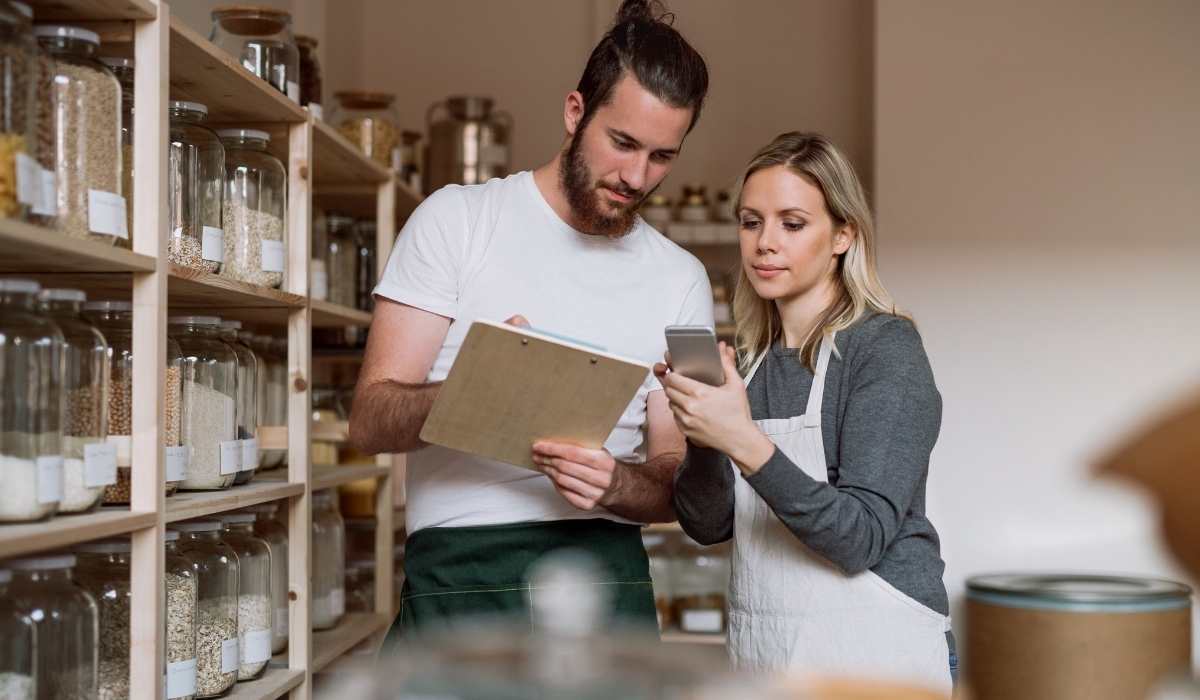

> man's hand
[531,442,621,511]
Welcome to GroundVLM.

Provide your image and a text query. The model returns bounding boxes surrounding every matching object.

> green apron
[383,518,658,653]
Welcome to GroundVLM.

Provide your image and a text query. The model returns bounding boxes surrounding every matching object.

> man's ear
[564,91,585,137]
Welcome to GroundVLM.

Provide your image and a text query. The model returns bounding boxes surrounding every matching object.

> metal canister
[965,573,1193,700]
[423,96,512,193]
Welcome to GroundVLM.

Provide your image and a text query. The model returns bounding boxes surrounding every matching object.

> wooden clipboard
[419,320,651,470]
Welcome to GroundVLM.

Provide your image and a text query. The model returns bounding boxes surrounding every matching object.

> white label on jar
[16,153,41,206]
[166,658,197,698]
[243,628,272,663]
[308,103,323,120]
[37,455,64,504]
[106,434,133,468]
[311,266,328,301]
[274,607,288,638]
[34,168,57,216]
[286,80,300,103]
[260,239,285,273]
[331,587,345,616]
[202,226,224,262]
[220,637,239,673]
[87,190,129,238]
[219,440,241,476]
[165,445,188,483]
[240,438,258,472]
[84,442,118,487]
[681,609,723,634]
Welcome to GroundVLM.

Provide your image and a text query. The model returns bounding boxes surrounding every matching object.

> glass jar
[173,520,239,698]
[354,220,376,312]
[164,529,199,700]
[216,514,272,681]
[640,194,673,230]
[0,1,39,222]
[218,129,286,289]
[296,35,321,118]
[325,213,356,308]
[311,488,345,630]
[169,101,225,274]
[343,518,375,564]
[310,209,328,301]
[209,6,299,102]
[642,533,674,631]
[170,316,238,491]
[0,567,36,700]
[100,56,133,247]
[344,560,375,614]
[267,338,288,468]
[39,289,112,514]
[73,538,133,699]
[7,554,98,700]
[0,279,63,523]
[84,301,185,502]
[678,191,710,224]
[331,91,399,169]
[250,335,287,470]
[34,25,124,244]
[244,502,288,654]
[26,4,56,228]
[218,320,258,486]
[671,537,729,635]
[398,130,423,192]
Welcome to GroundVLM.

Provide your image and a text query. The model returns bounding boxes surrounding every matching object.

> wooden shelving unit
[0,2,407,698]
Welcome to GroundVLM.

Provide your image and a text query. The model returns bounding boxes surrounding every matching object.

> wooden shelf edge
[311,613,391,673]
[169,264,307,309]
[0,509,156,560]
[0,219,157,273]
[165,481,304,523]
[313,120,392,185]
[27,0,157,21]
[311,300,373,328]
[224,667,304,700]
[311,464,391,492]
[661,631,727,645]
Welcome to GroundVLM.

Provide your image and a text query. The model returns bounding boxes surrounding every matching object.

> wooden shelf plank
[311,300,372,329]
[313,120,391,187]
[0,219,155,274]
[224,667,304,700]
[0,509,156,560]
[661,631,727,645]
[311,464,390,492]
[165,480,303,523]
[28,0,155,21]
[168,263,306,310]
[310,613,390,673]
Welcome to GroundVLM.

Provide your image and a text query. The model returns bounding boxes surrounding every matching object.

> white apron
[728,336,952,695]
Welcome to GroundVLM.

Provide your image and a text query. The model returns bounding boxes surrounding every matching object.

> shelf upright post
[372,175,399,618]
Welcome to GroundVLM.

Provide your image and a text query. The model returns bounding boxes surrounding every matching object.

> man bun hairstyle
[575,0,709,133]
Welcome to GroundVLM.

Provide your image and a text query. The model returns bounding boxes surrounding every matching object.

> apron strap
[803,334,837,428]
[743,350,767,387]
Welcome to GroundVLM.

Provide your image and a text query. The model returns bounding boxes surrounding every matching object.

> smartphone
[664,326,725,386]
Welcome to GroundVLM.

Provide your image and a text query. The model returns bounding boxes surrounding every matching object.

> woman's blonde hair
[732,132,905,372]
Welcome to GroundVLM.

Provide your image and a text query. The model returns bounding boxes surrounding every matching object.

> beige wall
[875,0,1200,662]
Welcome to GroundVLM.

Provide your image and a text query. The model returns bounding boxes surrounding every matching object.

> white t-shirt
[375,171,714,533]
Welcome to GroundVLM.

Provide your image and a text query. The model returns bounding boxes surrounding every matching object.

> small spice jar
[6,554,99,699]
[170,316,238,491]
[217,320,258,486]
[173,520,239,698]
[73,538,133,700]
[344,560,375,614]
[34,24,125,244]
[164,529,199,700]
[216,513,272,681]
[0,1,40,222]
[311,488,346,630]
[331,91,400,169]
[99,56,134,247]
[39,288,113,514]
[169,100,226,273]
[640,194,673,231]
[671,536,730,635]
[296,35,322,118]
[310,209,328,301]
[325,214,356,308]
[217,129,286,288]
[244,502,288,654]
[677,184,710,224]
[0,279,63,523]
[0,567,36,700]
[210,5,300,101]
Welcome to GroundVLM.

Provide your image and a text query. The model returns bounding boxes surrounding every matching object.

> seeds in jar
[237,593,272,679]
[0,133,29,218]
[96,579,131,700]
[180,380,235,490]
[65,385,103,437]
[195,598,237,696]
[50,61,121,243]
[169,233,218,273]
[222,202,283,288]
[107,372,133,436]
[166,571,197,700]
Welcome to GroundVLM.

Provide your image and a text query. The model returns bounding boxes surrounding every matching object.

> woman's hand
[655,343,776,475]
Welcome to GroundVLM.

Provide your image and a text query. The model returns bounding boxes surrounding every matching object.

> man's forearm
[601,451,684,523]
[348,380,442,455]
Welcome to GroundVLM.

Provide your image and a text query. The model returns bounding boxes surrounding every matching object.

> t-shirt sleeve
[373,187,469,319]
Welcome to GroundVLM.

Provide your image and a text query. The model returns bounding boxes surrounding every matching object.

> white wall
[874,0,1200,663]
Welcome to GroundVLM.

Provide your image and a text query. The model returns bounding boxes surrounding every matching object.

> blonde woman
[657,132,954,693]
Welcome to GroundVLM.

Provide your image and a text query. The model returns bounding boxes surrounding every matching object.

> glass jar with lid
[249,334,287,470]
[354,220,377,312]
[209,6,299,101]
[311,488,346,630]
[295,35,321,118]
[642,533,674,631]
[73,538,133,699]
[398,130,423,192]
[677,184,710,224]
[344,560,375,614]
[170,316,238,491]
[84,301,186,502]
[243,502,288,654]
[99,56,133,247]
[0,567,36,700]
[640,194,673,231]
[0,278,63,523]
[216,513,272,681]
[218,128,286,289]
[217,320,258,485]
[6,554,98,699]
[325,213,356,308]
[267,337,288,468]
[169,100,226,273]
[34,25,124,244]
[331,91,399,169]
[0,1,40,222]
[310,209,328,301]
[671,537,730,635]
[39,288,112,514]
[343,518,375,564]
[173,520,239,698]
[164,529,199,700]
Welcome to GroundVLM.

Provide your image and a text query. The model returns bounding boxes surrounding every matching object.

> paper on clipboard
[419,319,651,470]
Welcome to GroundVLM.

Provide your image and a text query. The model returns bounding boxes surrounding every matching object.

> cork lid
[212,5,291,35]
[335,91,395,111]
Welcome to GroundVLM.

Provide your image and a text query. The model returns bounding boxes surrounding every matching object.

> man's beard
[559,127,653,238]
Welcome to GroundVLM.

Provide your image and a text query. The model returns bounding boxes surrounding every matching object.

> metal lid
[169,100,209,116]
[84,300,132,312]
[76,539,131,554]
[100,56,134,69]
[967,573,1193,611]
[8,554,77,570]
[168,315,222,326]
[220,320,243,330]
[172,519,224,533]
[39,288,87,303]
[646,194,671,207]
[217,128,270,142]
[218,512,256,525]
[0,279,40,294]
[34,24,100,45]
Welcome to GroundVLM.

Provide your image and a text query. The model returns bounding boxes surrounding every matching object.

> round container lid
[9,554,77,570]
[169,100,209,116]
[967,573,1193,611]
[168,315,222,326]
[0,279,41,294]
[173,519,224,533]
[84,300,132,312]
[218,512,256,525]
[220,320,243,330]
[334,91,396,110]
[76,539,131,554]
[10,2,32,19]
[217,128,270,142]
[39,288,87,303]
[164,529,181,542]
[34,24,101,46]
[100,56,134,69]
[0,568,10,584]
